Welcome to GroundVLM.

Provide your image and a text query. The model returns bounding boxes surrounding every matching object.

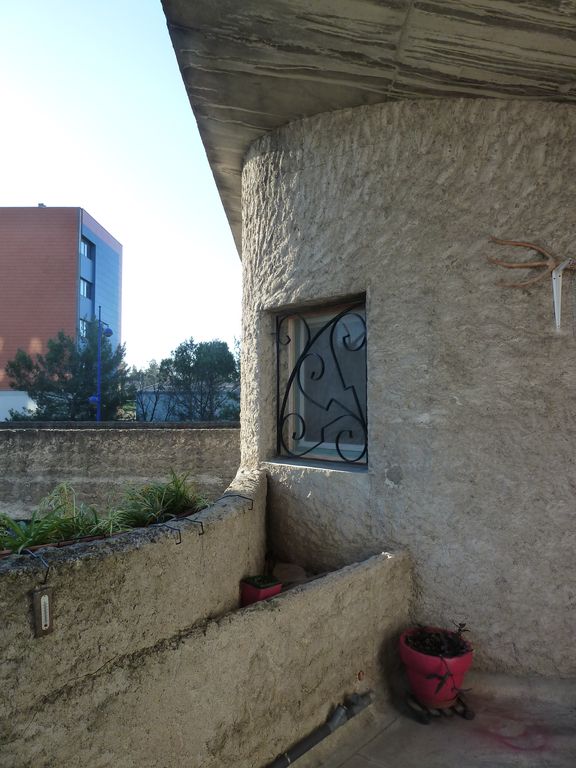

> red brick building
[0,206,122,417]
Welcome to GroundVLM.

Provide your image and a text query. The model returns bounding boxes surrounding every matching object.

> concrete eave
[161,0,576,254]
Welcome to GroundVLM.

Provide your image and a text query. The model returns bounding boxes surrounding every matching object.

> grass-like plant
[0,472,207,555]
[0,509,64,554]
[117,470,207,528]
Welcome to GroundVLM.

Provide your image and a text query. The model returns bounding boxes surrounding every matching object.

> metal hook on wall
[182,518,205,536]
[156,522,182,545]
[218,494,254,510]
[24,549,51,585]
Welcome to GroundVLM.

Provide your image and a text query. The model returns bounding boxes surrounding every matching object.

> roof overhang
[161,0,576,254]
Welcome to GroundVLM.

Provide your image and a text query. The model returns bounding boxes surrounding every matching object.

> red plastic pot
[399,627,473,709]
[240,578,282,606]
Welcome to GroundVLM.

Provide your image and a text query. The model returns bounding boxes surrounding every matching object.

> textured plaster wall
[241,99,576,676]
[0,544,411,767]
[0,426,240,517]
[0,469,270,766]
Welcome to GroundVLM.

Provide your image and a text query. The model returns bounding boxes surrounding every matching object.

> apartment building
[0,206,122,418]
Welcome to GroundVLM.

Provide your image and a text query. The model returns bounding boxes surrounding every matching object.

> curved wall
[241,99,576,675]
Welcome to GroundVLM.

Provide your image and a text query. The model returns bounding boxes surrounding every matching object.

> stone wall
[241,98,576,676]
[0,488,411,768]
[0,424,240,517]
[0,469,265,762]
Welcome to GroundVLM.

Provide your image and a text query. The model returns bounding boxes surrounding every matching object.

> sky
[0,0,241,368]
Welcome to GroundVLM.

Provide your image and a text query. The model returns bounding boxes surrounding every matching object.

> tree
[129,360,171,422]
[5,322,130,421]
[134,338,239,422]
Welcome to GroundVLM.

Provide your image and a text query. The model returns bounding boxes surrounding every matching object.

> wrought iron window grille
[276,300,367,464]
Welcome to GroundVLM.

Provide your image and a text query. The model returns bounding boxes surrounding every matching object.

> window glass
[80,278,93,299]
[276,299,367,464]
[80,237,94,259]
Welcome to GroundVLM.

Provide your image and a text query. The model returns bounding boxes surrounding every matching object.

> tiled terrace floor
[299,675,576,768]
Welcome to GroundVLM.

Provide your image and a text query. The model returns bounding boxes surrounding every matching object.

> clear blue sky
[0,0,241,367]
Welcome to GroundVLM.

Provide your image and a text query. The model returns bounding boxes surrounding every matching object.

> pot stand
[406,693,475,725]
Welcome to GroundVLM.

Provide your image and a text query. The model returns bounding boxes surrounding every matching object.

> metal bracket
[183,518,205,536]
[156,522,182,545]
[23,549,50,585]
[23,550,53,637]
[155,514,206,539]
[551,258,576,330]
[218,494,254,510]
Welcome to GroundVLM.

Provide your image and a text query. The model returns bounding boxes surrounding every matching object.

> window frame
[276,297,367,466]
[80,278,93,299]
[80,237,94,260]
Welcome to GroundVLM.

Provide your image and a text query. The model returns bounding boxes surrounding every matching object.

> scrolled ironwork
[276,301,367,464]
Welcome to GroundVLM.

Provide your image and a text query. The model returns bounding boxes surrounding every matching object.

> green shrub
[0,472,208,554]
[117,471,207,528]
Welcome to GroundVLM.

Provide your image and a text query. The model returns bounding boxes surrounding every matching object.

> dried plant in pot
[399,624,473,710]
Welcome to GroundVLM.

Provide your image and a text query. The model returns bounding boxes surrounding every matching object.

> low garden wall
[0,491,412,768]
[0,423,240,517]
[0,468,268,764]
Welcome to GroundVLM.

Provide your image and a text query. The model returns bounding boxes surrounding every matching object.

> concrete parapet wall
[0,533,411,767]
[0,469,270,765]
[0,424,240,517]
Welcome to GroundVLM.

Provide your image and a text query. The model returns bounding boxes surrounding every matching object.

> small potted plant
[399,623,473,711]
[240,575,282,606]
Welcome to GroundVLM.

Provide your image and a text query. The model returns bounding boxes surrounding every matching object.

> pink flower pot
[399,627,473,709]
[240,578,282,606]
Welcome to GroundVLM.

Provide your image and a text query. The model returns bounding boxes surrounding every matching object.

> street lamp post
[88,305,113,421]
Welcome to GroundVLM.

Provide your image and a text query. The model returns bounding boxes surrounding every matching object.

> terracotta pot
[399,627,473,709]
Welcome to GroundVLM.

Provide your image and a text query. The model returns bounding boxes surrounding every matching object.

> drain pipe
[267,692,373,768]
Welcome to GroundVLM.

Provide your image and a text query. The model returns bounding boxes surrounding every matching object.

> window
[80,278,93,299]
[79,318,88,338]
[276,298,367,464]
[80,237,94,260]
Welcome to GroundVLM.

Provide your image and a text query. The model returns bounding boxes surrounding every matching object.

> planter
[240,576,282,606]
[399,627,473,709]
[22,543,57,553]
[56,535,105,548]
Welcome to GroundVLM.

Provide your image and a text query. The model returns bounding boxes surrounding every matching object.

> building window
[79,318,88,338]
[80,278,93,299]
[80,237,94,260]
[276,298,367,464]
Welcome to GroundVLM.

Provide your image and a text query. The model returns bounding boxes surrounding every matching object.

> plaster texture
[0,425,239,517]
[0,468,265,756]
[241,98,576,676]
[0,550,411,768]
